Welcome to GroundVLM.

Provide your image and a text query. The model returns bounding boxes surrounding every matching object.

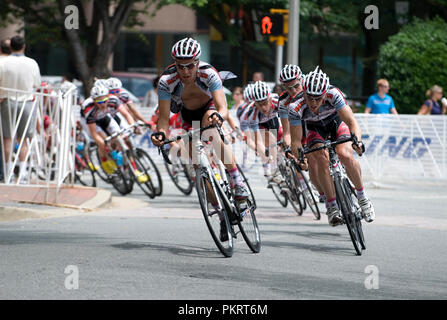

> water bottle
[116,151,123,166]
[76,141,85,152]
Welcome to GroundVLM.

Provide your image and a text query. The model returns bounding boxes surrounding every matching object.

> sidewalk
[0,184,111,222]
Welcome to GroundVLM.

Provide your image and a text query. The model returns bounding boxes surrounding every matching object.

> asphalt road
[1,156,446,300]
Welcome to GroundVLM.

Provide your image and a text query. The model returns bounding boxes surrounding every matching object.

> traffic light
[260,14,284,36]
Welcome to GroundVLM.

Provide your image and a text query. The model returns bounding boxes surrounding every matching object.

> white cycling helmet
[252,81,270,102]
[106,77,122,90]
[94,79,108,87]
[171,37,201,60]
[243,84,254,101]
[303,66,330,96]
[90,85,109,99]
[279,64,303,83]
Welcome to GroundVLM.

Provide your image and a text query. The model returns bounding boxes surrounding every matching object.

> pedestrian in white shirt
[0,35,41,183]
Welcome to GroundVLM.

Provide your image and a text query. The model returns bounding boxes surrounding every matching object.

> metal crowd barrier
[0,86,77,201]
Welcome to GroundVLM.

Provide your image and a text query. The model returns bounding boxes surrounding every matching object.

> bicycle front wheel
[135,148,163,196]
[196,166,234,257]
[75,153,96,187]
[237,164,256,209]
[88,143,110,183]
[334,176,362,256]
[127,150,156,199]
[344,179,366,250]
[165,158,194,195]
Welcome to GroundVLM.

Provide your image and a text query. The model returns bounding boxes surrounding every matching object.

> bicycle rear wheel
[165,158,194,195]
[196,166,234,257]
[334,176,362,255]
[237,198,261,253]
[110,165,133,195]
[135,148,163,196]
[75,153,96,187]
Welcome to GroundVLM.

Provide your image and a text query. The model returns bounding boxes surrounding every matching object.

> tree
[377,17,447,114]
[0,0,158,92]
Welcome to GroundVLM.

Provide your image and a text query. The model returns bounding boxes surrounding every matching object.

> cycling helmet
[94,79,107,87]
[90,85,109,99]
[279,64,303,83]
[243,84,254,101]
[303,66,330,96]
[252,81,270,102]
[106,77,122,90]
[171,37,201,60]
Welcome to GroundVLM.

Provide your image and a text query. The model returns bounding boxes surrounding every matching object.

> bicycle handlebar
[303,133,358,155]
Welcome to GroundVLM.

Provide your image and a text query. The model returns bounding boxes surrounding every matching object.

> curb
[0,188,112,222]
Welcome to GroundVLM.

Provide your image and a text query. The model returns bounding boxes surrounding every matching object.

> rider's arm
[118,104,135,125]
[280,118,291,147]
[338,105,362,141]
[290,124,303,159]
[126,101,147,123]
[211,88,229,120]
[156,99,170,136]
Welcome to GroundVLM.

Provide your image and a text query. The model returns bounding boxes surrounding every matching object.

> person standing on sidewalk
[0,38,10,181]
[365,79,398,115]
[0,35,41,183]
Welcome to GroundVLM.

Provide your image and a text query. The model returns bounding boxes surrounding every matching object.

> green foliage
[377,17,447,114]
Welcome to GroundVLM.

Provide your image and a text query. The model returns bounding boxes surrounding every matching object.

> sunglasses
[304,93,325,102]
[285,82,300,90]
[94,97,109,104]
[109,89,120,94]
[176,60,199,70]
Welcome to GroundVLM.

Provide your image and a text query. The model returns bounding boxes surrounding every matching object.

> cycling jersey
[278,90,305,126]
[296,86,347,128]
[118,90,131,105]
[81,95,123,135]
[247,94,281,131]
[236,101,255,130]
[158,61,223,114]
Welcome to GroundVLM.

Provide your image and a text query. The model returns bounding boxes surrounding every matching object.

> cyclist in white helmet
[278,64,326,203]
[294,66,375,226]
[151,37,250,218]
[106,77,149,127]
[247,81,286,185]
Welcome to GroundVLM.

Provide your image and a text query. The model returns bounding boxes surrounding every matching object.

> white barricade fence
[355,114,446,180]
[0,86,77,198]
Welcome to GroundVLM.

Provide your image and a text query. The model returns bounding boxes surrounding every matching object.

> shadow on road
[111,241,225,259]
[261,240,355,257]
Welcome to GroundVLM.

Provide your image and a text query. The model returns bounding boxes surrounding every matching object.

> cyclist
[106,77,149,126]
[235,84,257,169]
[278,64,325,204]
[296,67,375,226]
[151,37,249,238]
[82,85,147,183]
[248,81,285,186]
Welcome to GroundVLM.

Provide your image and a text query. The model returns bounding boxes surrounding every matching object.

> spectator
[0,35,41,183]
[252,72,264,83]
[62,73,74,83]
[231,87,244,110]
[0,38,11,57]
[417,85,447,115]
[365,79,398,115]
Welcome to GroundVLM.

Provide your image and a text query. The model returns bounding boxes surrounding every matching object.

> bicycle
[302,134,366,255]
[105,121,162,198]
[158,124,260,257]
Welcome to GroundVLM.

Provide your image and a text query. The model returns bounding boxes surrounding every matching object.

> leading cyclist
[151,37,249,201]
